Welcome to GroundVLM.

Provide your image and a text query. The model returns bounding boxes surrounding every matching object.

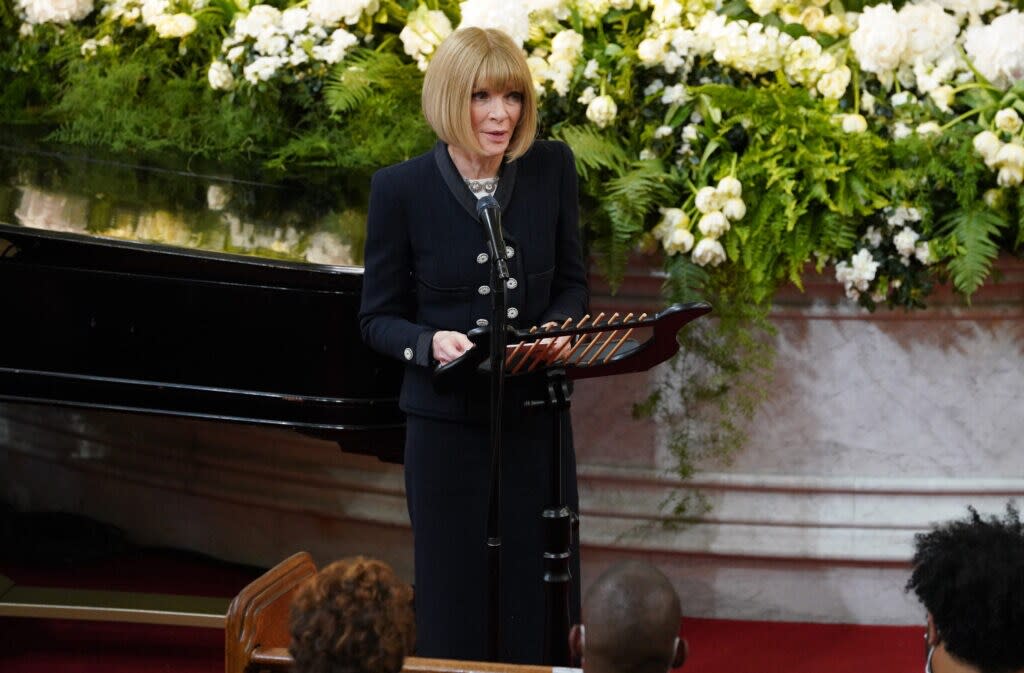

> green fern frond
[325,48,422,114]
[939,205,1006,296]
[552,124,629,180]
[663,254,710,303]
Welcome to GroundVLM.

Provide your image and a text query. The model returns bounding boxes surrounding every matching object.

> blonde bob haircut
[422,27,537,162]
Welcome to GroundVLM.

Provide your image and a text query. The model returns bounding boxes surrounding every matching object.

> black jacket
[359,139,589,422]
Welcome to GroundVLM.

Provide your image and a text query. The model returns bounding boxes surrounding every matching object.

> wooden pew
[225,551,576,673]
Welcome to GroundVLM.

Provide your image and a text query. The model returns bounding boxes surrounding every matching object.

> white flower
[308,0,378,26]
[694,186,722,214]
[917,121,942,136]
[665,227,695,255]
[583,58,599,79]
[243,55,285,83]
[996,142,1024,169]
[660,83,687,106]
[637,37,666,66]
[577,86,597,105]
[311,28,357,63]
[997,165,1023,186]
[893,122,912,140]
[254,31,288,55]
[995,108,1023,134]
[654,125,673,139]
[963,11,1024,89]
[639,148,657,160]
[80,38,99,56]
[842,113,868,133]
[899,2,959,65]
[698,211,730,238]
[280,7,309,36]
[863,225,883,247]
[400,5,453,71]
[820,14,843,36]
[717,176,742,198]
[816,65,850,99]
[783,36,823,88]
[153,12,197,38]
[842,248,879,290]
[934,0,998,18]
[748,0,778,16]
[893,227,920,257]
[644,79,665,96]
[577,0,611,26]
[234,4,279,38]
[722,197,746,221]
[551,29,584,61]
[226,45,245,62]
[18,0,94,23]
[692,238,727,266]
[586,95,618,128]
[914,241,934,265]
[681,124,699,141]
[712,21,793,75]
[458,0,530,47]
[208,60,235,90]
[650,0,682,26]
[973,130,1002,163]
[929,85,955,112]
[655,207,688,235]
[850,4,907,75]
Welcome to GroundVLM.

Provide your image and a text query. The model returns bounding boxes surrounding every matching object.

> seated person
[290,556,415,673]
[907,504,1024,673]
[569,560,687,673]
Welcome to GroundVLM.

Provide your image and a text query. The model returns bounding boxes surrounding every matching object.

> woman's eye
[507,92,524,102]
[472,91,489,101]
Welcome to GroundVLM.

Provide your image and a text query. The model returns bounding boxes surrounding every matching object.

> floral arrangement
[2,0,1023,491]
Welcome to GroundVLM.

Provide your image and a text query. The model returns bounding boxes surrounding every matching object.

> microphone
[476,195,509,279]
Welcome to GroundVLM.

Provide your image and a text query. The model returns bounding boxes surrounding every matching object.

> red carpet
[0,548,922,673]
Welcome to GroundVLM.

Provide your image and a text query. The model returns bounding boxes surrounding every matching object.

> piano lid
[0,134,370,268]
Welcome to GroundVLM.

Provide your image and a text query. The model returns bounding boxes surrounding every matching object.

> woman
[358,27,588,664]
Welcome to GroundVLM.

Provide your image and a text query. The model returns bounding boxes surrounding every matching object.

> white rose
[207,60,235,90]
[995,108,1023,134]
[973,130,1002,163]
[243,55,284,84]
[311,28,358,63]
[153,12,197,38]
[849,248,879,289]
[458,0,530,47]
[722,198,746,221]
[842,113,868,133]
[917,121,942,136]
[308,0,378,26]
[816,65,851,100]
[995,142,1024,169]
[18,0,94,24]
[234,4,279,37]
[694,186,722,214]
[255,31,288,55]
[551,29,584,61]
[637,38,666,66]
[899,2,959,64]
[850,4,907,74]
[280,7,309,36]
[963,11,1024,89]
[914,241,934,265]
[717,176,742,198]
[698,211,730,238]
[692,238,727,266]
[585,95,618,128]
[893,227,920,257]
[400,6,453,71]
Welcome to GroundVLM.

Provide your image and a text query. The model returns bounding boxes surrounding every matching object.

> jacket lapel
[432,141,519,243]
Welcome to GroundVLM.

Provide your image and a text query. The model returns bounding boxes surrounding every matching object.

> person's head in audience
[290,556,415,673]
[570,560,687,673]
[907,504,1024,673]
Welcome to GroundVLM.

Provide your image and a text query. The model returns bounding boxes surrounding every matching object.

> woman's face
[469,84,523,158]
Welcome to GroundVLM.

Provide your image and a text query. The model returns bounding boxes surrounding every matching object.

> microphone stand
[483,214,510,662]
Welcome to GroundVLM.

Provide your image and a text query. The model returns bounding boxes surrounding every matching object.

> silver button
[506,278,518,290]
[507,307,519,319]
[478,285,491,296]
[403,347,414,361]
[506,246,515,258]
[476,253,489,264]
[476,318,489,327]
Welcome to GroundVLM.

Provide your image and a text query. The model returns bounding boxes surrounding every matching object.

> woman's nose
[488,99,509,120]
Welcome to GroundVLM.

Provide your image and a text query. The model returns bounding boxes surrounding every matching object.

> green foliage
[940,204,1006,295]
[551,124,629,180]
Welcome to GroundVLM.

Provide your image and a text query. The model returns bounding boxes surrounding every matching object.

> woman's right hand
[432,330,475,365]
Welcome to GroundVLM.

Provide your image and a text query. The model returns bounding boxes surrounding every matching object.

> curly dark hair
[906,504,1024,673]
[289,557,415,673]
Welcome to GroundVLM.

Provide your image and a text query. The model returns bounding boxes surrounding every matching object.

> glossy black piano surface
[0,138,405,461]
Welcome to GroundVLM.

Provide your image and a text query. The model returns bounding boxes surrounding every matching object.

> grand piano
[0,138,406,462]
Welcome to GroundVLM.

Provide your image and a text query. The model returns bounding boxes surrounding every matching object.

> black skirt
[404,407,581,664]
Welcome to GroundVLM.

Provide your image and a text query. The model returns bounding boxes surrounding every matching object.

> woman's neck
[447,144,502,180]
